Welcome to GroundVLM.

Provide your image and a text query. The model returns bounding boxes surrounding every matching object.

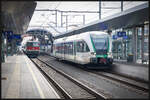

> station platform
[112,62,149,81]
[1,54,60,99]
[114,59,149,66]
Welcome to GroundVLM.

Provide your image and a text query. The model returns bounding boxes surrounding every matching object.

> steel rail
[51,55,149,93]
[37,57,112,99]
[49,54,149,93]
[30,58,72,99]
[89,71,149,93]
[108,70,149,84]
[74,63,149,94]
[38,54,148,97]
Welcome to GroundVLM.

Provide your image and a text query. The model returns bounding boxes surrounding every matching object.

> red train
[25,41,40,57]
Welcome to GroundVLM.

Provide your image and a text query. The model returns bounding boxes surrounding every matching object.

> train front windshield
[27,42,39,47]
[91,35,109,55]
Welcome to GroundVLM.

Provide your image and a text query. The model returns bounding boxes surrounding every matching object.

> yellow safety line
[25,57,45,98]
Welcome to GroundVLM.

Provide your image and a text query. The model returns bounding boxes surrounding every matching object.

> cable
[47,23,62,34]
[40,10,55,27]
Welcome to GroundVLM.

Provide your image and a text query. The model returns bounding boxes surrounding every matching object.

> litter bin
[127,54,133,62]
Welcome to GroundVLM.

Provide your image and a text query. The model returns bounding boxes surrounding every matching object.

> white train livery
[52,31,113,66]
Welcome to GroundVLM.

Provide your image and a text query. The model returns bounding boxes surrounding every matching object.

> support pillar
[55,10,57,27]
[83,15,85,25]
[121,1,123,12]
[1,33,5,62]
[132,27,137,63]
[99,0,101,19]
[11,39,15,55]
[141,26,144,63]
[61,11,63,27]
[66,15,68,31]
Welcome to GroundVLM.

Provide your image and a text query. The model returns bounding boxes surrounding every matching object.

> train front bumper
[90,57,113,64]
[26,51,39,55]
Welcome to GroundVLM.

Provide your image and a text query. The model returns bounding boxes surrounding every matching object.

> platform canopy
[1,1,37,35]
[54,3,149,39]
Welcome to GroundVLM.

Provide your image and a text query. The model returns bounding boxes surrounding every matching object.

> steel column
[83,15,85,25]
[66,15,68,31]
[61,11,63,27]
[141,26,144,63]
[99,0,101,19]
[121,1,123,12]
[132,27,137,63]
[55,10,57,27]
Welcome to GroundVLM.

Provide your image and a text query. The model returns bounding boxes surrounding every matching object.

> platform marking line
[25,57,45,98]
[5,57,20,98]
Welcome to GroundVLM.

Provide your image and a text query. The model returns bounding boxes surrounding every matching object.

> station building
[53,3,149,65]
[111,22,149,64]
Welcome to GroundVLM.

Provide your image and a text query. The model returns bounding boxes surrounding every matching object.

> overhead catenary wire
[30,1,146,34]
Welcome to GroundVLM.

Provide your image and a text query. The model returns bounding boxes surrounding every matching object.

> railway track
[29,55,149,99]
[87,70,149,93]
[41,54,149,95]
[69,62,149,95]
[30,57,111,99]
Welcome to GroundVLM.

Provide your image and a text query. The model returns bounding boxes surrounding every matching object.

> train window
[60,43,64,54]
[77,40,89,52]
[64,42,73,55]
[69,42,73,55]
[26,42,33,47]
[86,44,90,52]
[77,42,82,52]
[55,42,73,55]
[55,43,61,53]
[58,43,62,53]
[64,43,67,54]
[33,42,39,47]
[55,44,58,53]
[26,42,39,47]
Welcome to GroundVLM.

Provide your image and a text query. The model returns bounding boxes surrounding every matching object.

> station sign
[4,31,14,42]
[112,35,118,39]
[13,34,21,39]
[2,31,13,36]
[117,31,126,37]
[123,35,128,39]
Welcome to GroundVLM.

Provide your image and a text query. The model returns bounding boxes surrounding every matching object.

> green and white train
[52,31,113,67]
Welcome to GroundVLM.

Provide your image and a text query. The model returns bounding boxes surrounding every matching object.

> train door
[64,43,67,60]
[75,40,90,64]
[76,40,84,64]
[73,41,76,61]
[61,43,65,59]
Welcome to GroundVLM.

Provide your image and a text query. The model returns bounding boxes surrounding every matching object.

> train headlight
[91,52,96,55]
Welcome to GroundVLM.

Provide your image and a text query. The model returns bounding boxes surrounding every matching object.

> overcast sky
[28,1,147,36]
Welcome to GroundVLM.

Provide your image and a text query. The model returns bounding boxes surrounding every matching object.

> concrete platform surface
[1,54,60,99]
[112,62,149,81]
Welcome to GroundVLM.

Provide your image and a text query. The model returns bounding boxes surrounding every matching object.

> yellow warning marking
[25,57,45,98]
